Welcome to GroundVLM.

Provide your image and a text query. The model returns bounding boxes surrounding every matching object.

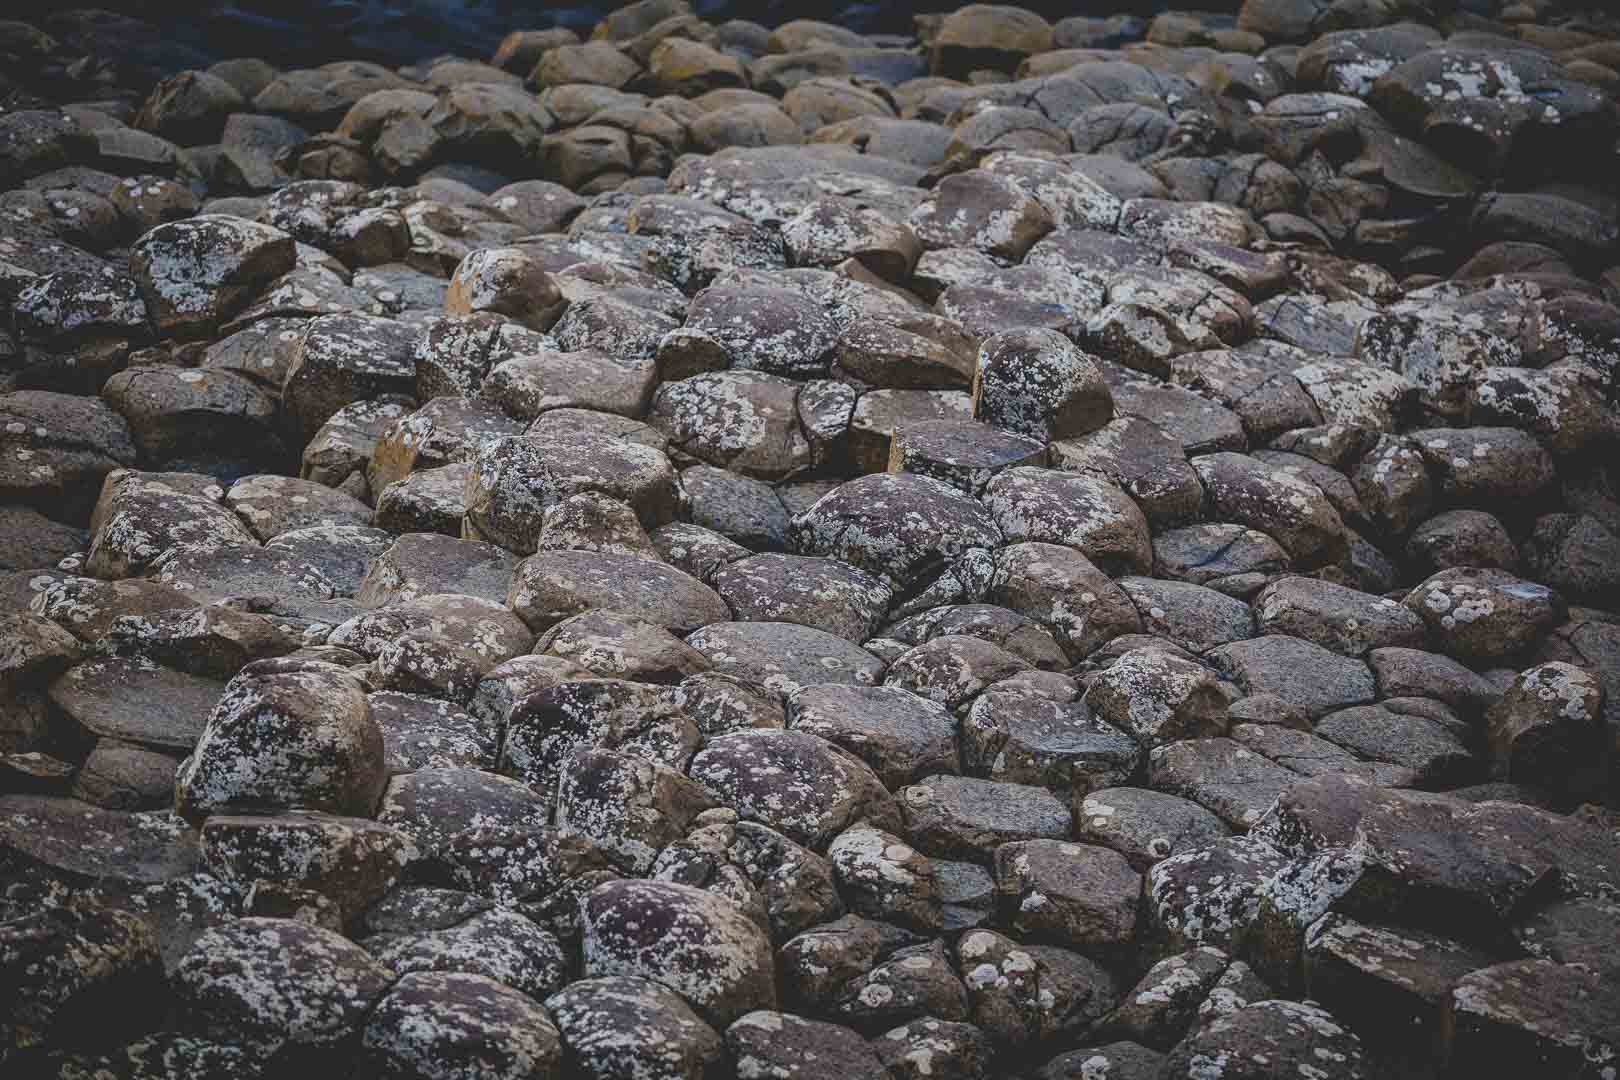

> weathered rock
[1402,568,1565,664]
[175,661,384,822]
[128,215,295,339]
[357,970,565,1079]
[172,917,393,1063]
[581,879,776,1026]
[689,729,899,848]
[545,976,724,1080]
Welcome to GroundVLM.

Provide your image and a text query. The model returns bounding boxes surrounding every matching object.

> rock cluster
[3,0,1620,1077]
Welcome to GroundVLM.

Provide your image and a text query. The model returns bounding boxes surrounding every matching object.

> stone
[1074,787,1230,873]
[689,729,899,849]
[909,171,1054,261]
[994,840,1141,953]
[128,215,296,339]
[828,824,943,932]
[899,775,1071,863]
[1442,961,1620,1080]
[790,472,1001,592]
[1192,452,1348,569]
[1160,999,1365,1080]
[687,622,885,697]
[1102,947,1231,1051]
[174,661,384,823]
[199,812,414,920]
[1485,662,1606,799]
[281,313,418,441]
[787,684,958,789]
[48,656,223,752]
[357,971,565,1080]
[990,542,1143,659]
[714,554,891,643]
[984,467,1149,576]
[507,550,726,634]
[581,879,776,1027]
[1085,647,1228,749]
[464,433,677,554]
[1118,577,1255,653]
[1304,913,1494,1056]
[1252,576,1426,657]
[960,688,1139,795]
[172,917,392,1062]
[1402,568,1565,664]
[444,246,565,332]
[973,329,1113,443]
[558,747,716,875]
[1207,636,1376,719]
[545,976,724,1080]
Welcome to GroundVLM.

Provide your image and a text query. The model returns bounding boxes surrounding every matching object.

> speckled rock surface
[4,0,1620,1073]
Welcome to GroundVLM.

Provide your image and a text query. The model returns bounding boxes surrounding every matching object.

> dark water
[61,0,1182,75]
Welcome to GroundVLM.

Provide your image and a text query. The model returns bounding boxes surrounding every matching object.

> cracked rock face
[4,1,1620,1076]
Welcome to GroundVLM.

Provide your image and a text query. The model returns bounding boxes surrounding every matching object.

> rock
[581,879,776,1026]
[48,656,223,752]
[199,812,414,919]
[932,5,1055,76]
[1102,947,1231,1050]
[1442,960,1620,1080]
[1485,662,1606,799]
[357,971,564,1080]
[790,472,1001,593]
[994,839,1140,953]
[507,549,725,634]
[955,927,1119,1047]
[960,688,1139,794]
[171,917,393,1062]
[1161,999,1365,1080]
[689,729,899,848]
[1148,737,1300,830]
[1304,913,1494,1057]
[281,313,418,441]
[464,433,677,554]
[545,976,723,1080]
[1313,706,1475,787]
[875,1016,997,1079]
[984,467,1148,576]
[0,900,164,1054]
[714,554,890,643]
[648,371,812,480]
[1085,647,1228,749]
[727,1011,890,1079]
[899,775,1071,863]
[787,683,958,789]
[1075,787,1231,873]
[1035,1041,1164,1080]
[687,621,885,697]
[444,246,565,332]
[1207,636,1376,719]
[985,542,1141,659]
[1525,514,1620,605]
[1407,509,1520,575]
[834,938,969,1032]
[886,635,1030,710]
[128,215,296,339]
[973,328,1114,443]
[1118,577,1255,652]
[175,661,384,822]
[1402,568,1565,664]
[1253,576,1426,657]
[909,171,1054,261]
[1192,452,1348,569]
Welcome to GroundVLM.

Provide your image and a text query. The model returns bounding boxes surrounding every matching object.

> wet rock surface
[3,0,1620,1075]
